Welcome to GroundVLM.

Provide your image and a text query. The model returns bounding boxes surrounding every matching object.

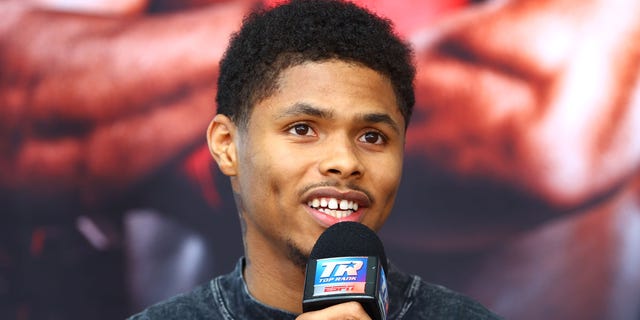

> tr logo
[319,260,364,278]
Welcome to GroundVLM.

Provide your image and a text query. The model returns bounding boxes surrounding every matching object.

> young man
[131,0,500,318]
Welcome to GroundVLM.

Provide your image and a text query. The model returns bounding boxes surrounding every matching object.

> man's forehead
[244,59,405,126]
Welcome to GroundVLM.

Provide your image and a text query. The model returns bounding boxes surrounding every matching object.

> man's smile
[302,187,371,226]
[307,197,359,219]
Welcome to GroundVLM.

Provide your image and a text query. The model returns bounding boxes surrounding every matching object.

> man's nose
[318,136,364,179]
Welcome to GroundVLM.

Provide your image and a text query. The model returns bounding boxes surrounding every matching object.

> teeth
[307,197,360,219]
[328,198,338,209]
[318,208,351,219]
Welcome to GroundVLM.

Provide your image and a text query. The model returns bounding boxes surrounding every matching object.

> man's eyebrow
[274,102,401,133]
[274,102,334,120]
[359,113,401,134]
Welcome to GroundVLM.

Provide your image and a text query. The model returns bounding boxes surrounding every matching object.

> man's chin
[286,239,310,271]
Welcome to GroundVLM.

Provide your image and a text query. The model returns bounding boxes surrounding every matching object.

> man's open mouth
[307,197,359,219]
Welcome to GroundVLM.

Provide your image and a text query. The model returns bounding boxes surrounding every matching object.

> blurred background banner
[1,0,639,319]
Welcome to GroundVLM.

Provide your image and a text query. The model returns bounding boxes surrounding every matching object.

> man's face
[221,60,405,265]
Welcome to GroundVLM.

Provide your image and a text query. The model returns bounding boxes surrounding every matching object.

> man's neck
[243,245,307,314]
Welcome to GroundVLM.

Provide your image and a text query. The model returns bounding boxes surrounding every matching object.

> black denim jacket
[129,258,501,319]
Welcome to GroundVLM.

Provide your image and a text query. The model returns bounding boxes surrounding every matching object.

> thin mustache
[297,181,375,203]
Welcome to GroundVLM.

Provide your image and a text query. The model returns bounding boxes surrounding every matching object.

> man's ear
[207,114,238,176]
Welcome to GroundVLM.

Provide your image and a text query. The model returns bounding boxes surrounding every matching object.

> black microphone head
[309,222,388,273]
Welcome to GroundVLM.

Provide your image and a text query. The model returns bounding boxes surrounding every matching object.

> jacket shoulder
[128,281,221,320]
[387,265,502,320]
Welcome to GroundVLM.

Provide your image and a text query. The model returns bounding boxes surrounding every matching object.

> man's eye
[359,131,386,144]
[288,123,315,136]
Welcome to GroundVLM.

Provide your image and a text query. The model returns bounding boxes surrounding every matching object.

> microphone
[302,222,389,320]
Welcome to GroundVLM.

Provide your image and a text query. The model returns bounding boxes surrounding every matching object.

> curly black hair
[216,0,415,130]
